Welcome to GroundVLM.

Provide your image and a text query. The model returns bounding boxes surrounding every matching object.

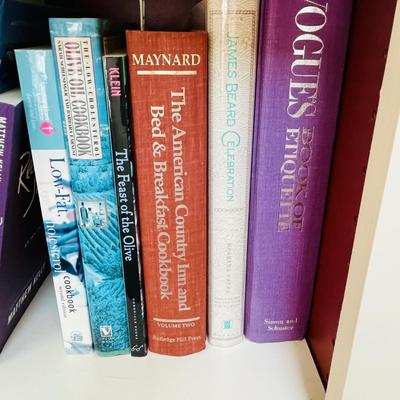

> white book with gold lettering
[207,0,260,347]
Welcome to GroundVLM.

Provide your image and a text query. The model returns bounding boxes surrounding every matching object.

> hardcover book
[50,18,130,355]
[245,0,353,342]
[103,53,147,357]
[307,0,397,384]
[0,89,49,352]
[16,48,93,354]
[207,0,260,347]
[126,30,207,356]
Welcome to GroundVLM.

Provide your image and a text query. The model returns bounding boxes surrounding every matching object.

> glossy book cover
[16,48,93,354]
[50,18,129,355]
[245,0,353,342]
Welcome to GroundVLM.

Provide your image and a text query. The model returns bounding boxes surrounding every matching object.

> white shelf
[0,277,324,400]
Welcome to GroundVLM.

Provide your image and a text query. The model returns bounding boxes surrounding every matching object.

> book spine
[207,0,259,347]
[103,54,147,357]
[0,100,14,266]
[245,0,353,342]
[50,18,130,355]
[126,31,207,356]
[15,48,93,354]
[0,96,50,353]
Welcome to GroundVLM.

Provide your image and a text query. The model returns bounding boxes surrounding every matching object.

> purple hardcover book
[0,90,49,352]
[245,0,353,342]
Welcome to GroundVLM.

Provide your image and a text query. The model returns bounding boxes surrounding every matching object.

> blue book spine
[15,48,93,354]
[49,18,130,355]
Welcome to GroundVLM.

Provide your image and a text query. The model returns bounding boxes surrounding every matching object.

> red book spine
[126,31,207,356]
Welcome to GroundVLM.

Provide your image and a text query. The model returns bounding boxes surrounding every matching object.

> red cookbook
[126,30,207,356]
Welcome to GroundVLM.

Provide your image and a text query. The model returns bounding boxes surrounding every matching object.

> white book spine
[16,49,93,354]
[207,0,260,346]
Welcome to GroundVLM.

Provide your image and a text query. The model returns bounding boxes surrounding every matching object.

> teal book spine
[49,18,130,355]
[15,48,93,354]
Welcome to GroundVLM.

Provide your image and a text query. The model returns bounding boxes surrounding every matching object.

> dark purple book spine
[0,97,49,352]
[245,0,353,342]
[0,102,14,255]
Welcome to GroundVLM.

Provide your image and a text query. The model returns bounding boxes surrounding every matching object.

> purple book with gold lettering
[245,0,353,342]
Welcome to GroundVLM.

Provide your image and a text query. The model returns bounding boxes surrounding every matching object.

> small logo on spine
[223,320,233,329]
[71,331,83,342]
[40,121,55,136]
[131,344,145,353]
[100,325,113,338]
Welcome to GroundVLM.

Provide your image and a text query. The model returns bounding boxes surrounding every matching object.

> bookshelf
[326,1,400,398]
[0,1,399,399]
[0,279,325,400]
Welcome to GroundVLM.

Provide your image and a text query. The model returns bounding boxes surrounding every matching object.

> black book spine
[104,54,147,356]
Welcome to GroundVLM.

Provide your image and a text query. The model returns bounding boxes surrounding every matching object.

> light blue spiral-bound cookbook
[49,18,130,355]
[15,48,93,354]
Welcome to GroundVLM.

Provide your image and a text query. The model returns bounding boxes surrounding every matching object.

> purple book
[0,90,49,352]
[245,0,353,342]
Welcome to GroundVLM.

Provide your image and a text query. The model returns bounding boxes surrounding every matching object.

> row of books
[0,0,354,357]
[0,0,201,356]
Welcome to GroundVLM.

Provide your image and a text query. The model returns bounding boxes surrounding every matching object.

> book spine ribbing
[245,0,353,342]
[103,54,147,357]
[50,18,130,355]
[15,48,93,354]
[207,0,260,347]
[126,31,207,356]
[0,101,14,261]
